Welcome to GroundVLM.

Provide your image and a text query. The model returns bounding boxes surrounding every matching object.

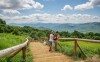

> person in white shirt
[49,31,54,51]
[42,38,46,46]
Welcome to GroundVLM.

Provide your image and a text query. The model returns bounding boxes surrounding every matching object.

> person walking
[34,35,38,42]
[53,31,60,51]
[42,38,46,45]
[49,31,54,51]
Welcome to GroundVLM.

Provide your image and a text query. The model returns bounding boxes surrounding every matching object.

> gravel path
[29,42,74,62]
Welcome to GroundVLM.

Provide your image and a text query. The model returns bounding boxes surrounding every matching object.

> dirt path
[29,42,74,62]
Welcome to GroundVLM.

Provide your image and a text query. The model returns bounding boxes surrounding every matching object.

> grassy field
[57,40,100,59]
[0,33,33,62]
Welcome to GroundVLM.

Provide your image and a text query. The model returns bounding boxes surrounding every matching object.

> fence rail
[41,37,100,58]
[0,38,29,62]
[59,38,100,58]
[59,38,100,43]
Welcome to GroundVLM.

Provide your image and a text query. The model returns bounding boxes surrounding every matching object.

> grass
[0,33,33,62]
[0,33,27,50]
[57,40,100,59]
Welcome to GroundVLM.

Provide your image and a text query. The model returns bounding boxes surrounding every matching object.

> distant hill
[9,22,100,33]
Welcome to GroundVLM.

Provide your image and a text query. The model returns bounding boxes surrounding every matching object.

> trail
[29,42,74,62]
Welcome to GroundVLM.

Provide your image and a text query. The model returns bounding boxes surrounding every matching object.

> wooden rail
[59,38,100,43]
[0,38,29,62]
[59,38,100,58]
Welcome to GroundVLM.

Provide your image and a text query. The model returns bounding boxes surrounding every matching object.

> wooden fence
[60,38,100,43]
[41,37,100,58]
[59,38,100,58]
[0,38,29,62]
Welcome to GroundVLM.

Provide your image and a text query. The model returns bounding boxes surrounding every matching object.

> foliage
[57,41,100,59]
[0,18,100,40]
[0,18,6,24]
[0,33,32,62]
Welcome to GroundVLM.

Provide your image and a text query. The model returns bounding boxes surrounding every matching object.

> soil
[29,42,74,62]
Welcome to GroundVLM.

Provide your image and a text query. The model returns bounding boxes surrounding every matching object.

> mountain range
[9,22,100,33]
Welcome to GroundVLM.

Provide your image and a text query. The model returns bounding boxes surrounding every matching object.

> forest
[0,18,100,40]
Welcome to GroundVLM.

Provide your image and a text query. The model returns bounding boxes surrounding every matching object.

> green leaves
[0,18,6,25]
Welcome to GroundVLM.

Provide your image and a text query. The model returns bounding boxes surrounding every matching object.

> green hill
[9,22,100,33]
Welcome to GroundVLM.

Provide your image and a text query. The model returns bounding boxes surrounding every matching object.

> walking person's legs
[49,41,52,51]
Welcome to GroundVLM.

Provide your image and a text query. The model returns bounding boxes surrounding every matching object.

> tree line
[0,18,100,40]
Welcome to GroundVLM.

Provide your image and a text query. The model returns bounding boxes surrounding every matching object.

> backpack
[53,34,57,40]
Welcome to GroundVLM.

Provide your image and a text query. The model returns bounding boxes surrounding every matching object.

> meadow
[0,33,100,62]
[0,33,33,62]
[57,40,100,59]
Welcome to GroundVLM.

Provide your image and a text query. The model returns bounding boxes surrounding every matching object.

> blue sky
[19,0,100,16]
[0,0,100,23]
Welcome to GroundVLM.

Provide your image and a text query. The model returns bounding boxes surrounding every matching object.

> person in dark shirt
[34,35,38,42]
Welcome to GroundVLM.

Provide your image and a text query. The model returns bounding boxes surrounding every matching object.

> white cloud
[0,14,3,17]
[57,14,65,17]
[0,0,44,10]
[1,13,100,24]
[91,0,100,6]
[34,2,44,9]
[0,0,44,16]
[0,0,32,10]
[61,5,73,11]
[74,2,93,10]
[3,9,20,15]
[35,10,45,13]
[43,0,55,1]
[74,0,100,10]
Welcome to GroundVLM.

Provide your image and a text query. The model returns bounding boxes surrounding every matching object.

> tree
[94,33,100,36]
[11,26,21,35]
[85,32,94,39]
[30,31,38,38]
[0,18,6,24]
[37,31,46,38]
[71,30,85,38]
[60,31,70,37]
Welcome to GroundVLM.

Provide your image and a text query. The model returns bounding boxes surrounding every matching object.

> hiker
[42,38,46,45]
[53,31,60,51]
[49,31,54,51]
[34,35,38,42]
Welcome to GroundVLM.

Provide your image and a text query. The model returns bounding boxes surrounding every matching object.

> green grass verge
[0,33,33,62]
[57,40,100,59]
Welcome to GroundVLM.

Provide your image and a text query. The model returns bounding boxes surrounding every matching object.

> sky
[0,0,100,24]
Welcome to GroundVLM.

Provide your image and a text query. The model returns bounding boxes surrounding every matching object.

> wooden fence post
[22,47,26,62]
[74,39,77,57]
[76,42,87,59]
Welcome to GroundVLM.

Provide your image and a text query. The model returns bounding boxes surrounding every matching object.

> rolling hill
[9,22,100,33]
